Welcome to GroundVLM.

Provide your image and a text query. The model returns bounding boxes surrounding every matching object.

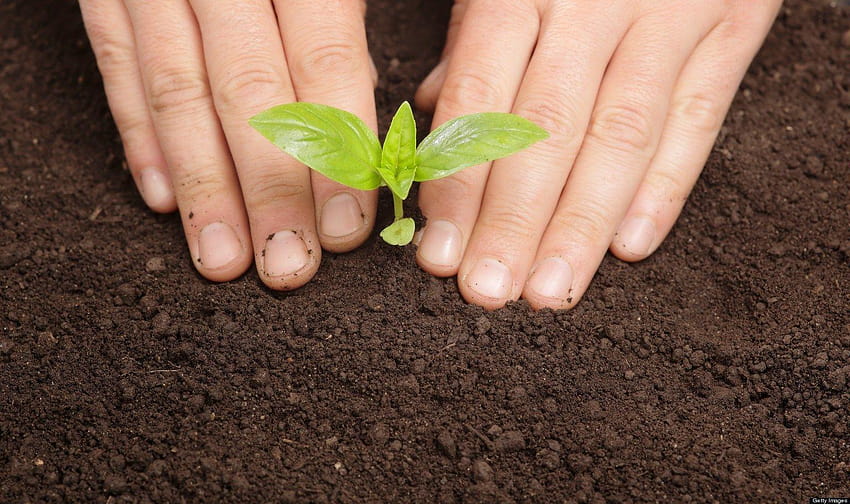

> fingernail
[418,220,462,267]
[320,192,364,238]
[264,231,310,277]
[617,216,656,256]
[198,222,242,270]
[465,257,512,299]
[139,168,174,209]
[526,258,574,301]
[420,59,447,90]
[369,55,379,86]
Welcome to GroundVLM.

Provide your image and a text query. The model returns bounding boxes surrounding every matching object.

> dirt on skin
[1,0,849,502]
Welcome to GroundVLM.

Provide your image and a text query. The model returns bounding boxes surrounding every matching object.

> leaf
[250,103,382,190]
[380,218,416,246]
[415,113,549,182]
[377,101,417,199]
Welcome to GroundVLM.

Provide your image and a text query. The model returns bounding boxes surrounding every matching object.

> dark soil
[1,1,849,502]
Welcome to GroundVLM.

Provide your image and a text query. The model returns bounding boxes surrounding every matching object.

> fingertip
[415,219,463,277]
[522,257,576,311]
[523,286,579,311]
[369,55,379,88]
[611,215,657,262]
[458,257,517,310]
[258,230,321,290]
[416,255,460,278]
[609,243,650,263]
[321,230,371,254]
[192,221,253,282]
[137,168,177,213]
[316,191,375,253]
[414,60,447,113]
[414,86,437,114]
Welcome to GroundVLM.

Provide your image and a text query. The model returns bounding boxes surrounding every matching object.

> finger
[124,0,252,281]
[369,54,379,88]
[276,0,379,253]
[415,0,469,112]
[415,59,448,114]
[611,6,782,262]
[415,0,540,278]
[523,8,723,310]
[454,1,629,309]
[190,0,320,290]
[79,0,175,213]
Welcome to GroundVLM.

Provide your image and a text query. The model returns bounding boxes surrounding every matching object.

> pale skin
[80,0,783,309]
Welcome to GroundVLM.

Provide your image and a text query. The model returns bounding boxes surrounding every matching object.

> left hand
[414,0,782,309]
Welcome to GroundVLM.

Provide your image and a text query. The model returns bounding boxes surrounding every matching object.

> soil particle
[585,400,605,420]
[104,474,128,495]
[471,459,494,482]
[463,482,514,504]
[145,256,167,272]
[827,366,849,390]
[0,337,14,355]
[437,430,458,459]
[0,244,31,269]
[493,431,526,453]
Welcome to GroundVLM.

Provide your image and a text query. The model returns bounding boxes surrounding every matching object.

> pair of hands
[81,0,781,309]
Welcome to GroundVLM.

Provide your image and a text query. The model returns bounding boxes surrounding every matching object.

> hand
[80,0,379,288]
[414,0,782,309]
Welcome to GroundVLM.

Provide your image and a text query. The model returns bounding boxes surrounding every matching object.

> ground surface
[1,1,849,502]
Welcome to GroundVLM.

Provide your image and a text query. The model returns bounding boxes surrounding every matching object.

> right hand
[80,0,379,288]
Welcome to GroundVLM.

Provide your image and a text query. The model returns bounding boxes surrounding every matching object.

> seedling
[249,102,548,246]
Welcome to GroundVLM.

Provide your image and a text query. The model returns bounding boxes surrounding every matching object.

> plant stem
[392,193,404,222]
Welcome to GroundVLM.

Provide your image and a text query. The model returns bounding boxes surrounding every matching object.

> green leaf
[415,113,549,182]
[377,101,417,199]
[250,103,382,190]
[380,218,415,246]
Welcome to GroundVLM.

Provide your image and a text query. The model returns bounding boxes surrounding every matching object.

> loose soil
[1,1,849,502]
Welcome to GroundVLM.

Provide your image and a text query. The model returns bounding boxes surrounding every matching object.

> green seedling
[249,101,548,246]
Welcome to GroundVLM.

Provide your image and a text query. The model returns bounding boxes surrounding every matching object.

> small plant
[250,102,548,246]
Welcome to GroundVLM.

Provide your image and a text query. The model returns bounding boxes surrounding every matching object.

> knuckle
[148,67,211,115]
[176,171,231,206]
[294,39,362,81]
[242,170,308,210]
[720,3,777,35]
[88,29,135,72]
[423,169,480,206]
[480,206,538,242]
[644,168,690,204]
[215,65,288,116]
[116,113,152,147]
[673,94,724,134]
[498,0,540,26]
[587,103,655,156]
[440,69,504,113]
[552,203,611,246]
[516,97,578,144]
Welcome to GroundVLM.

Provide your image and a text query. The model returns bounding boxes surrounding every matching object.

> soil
[1,0,849,502]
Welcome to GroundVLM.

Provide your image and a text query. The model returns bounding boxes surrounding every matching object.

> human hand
[414,0,782,309]
[80,0,378,288]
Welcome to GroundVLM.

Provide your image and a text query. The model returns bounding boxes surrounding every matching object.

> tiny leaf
[378,101,417,199]
[415,113,549,182]
[250,103,382,190]
[380,218,415,246]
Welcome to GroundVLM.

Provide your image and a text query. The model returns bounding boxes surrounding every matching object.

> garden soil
[1,0,849,502]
